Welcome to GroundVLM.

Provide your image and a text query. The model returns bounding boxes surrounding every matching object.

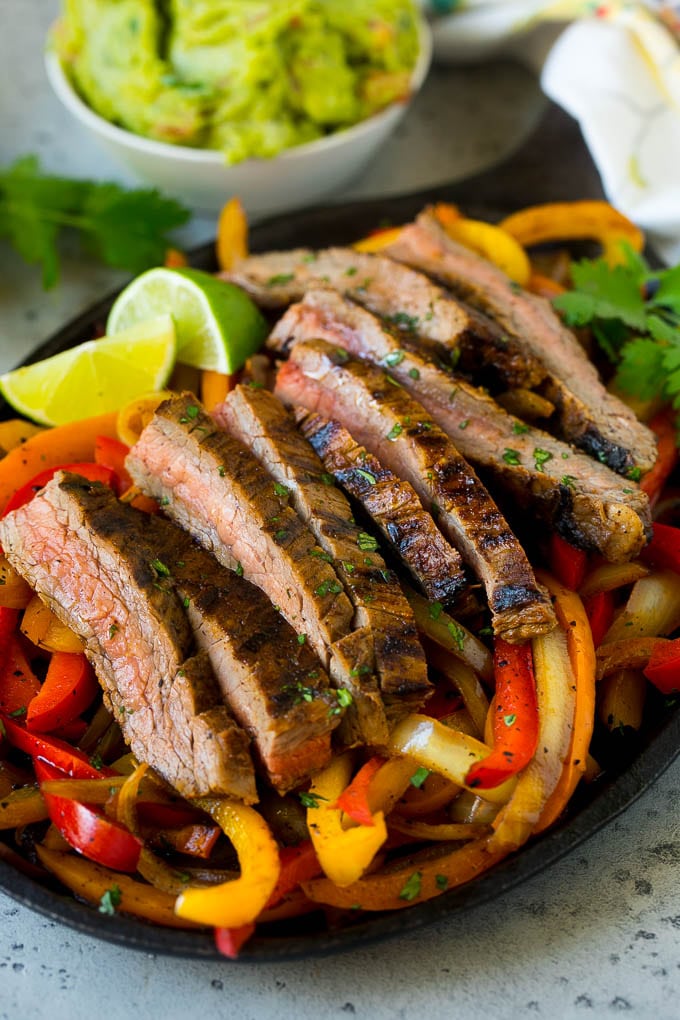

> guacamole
[54,0,420,164]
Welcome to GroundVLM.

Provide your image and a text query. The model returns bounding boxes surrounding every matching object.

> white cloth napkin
[422,2,680,262]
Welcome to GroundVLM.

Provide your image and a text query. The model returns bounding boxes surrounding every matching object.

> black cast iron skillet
[1,106,678,960]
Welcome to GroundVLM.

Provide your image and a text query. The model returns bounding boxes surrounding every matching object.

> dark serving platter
[1,106,678,961]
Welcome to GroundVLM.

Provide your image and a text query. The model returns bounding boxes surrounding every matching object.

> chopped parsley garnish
[503,713,517,727]
[299,792,327,809]
[561,475,577,489]
[310,548,333,563]
[297,633,307,645]
[315,579,343,597]
[8,706,26,718]
[502,448,521,466]
[383,350,405,367]
[447,620,466,652]
[108,624,118,639]
[533,448,553,472]
[329,687,354,715]
[274,529,288,543]
[98,885,122,916]
[387,422,403,441]
[627,466,642,482]
[273,482,289,498]
[283,681,316,703]
[150,558,171,577]
[355,468,377,485]
[235,562,244,577]
[333,347,349,363]
[349,664,372,677]
[389,311,420,332]
[342,562,355,574]
[435,874,449,891]
[398,871,423,902]
[218,465,226,477]
[512,421,529,435]
[89,753,104,771]
[459,419,469,430]
[409,767,430,789]
[266,273,295,286]
[428,602,443,621]
[320,473,335,486]
[357,532,379,552]
[185,404,199,419]
[345,266,358,276]
[182,596,190,609]
[408,367,420,380]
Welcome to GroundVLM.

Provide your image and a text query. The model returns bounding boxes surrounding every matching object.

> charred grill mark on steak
[275,340,556,644]
[214,385,431,727]
[384,210,657,475]
[296,409,467,603]
[270,290,651,563]
[125,393,354,668]
[223,247,545,390]
[0,473,257,802]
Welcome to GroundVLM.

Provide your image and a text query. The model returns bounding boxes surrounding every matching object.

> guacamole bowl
[45,16,432,218]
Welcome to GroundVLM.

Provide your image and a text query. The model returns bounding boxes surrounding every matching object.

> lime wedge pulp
[0,316,177,427]
[106,267,268,374]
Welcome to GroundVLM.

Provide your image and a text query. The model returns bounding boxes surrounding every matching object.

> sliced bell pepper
[304,754,388,888]
[499,200,644,266]
[435,211,531,285]
[266,841,322,907]
[549,533,588,591]
[34,759,141,871]
[643,637,680,694]
[0,635,42,716]
[582,590,615,649]
[174,799,280,928]
[35,845,202,929]
[465,639,538,791]
[333,756,385,826]
[2,462,116,518]
[164,248,188,268]
[150,823,220,860]
[0,785,49,829]
[21,595,85,653]
[216,197,249,272]
[0,714,110,779]
[94,436,132,494]
[214,924,256,959]
[26,652,99,734]
[200,370,237,412]
[641,522,680,575]
[353,225,405,253]
[0,557,33,609]
[640,409,677,506]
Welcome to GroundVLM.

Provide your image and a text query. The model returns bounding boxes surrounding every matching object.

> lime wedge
[0,316,176,427]
[106,267,268,374]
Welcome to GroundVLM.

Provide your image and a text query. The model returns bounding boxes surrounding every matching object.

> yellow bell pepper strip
[302,835,507,911]
[387,715,517,805]
[599,668,647,730]
[216,197,249,271]
[499,200,644,267]
[20,595,85,653]
[116,392,172,447]
[465,638,538,791]
[406,590,493,682]
[304,753,388,888]
[174,798,280,927]
[365,756,419,817]
[0,418,44,455]
[489,626,577,852]
[0,556,34,609]
[391,770,460,818]
[0,785,48,829]
[35,845,203,929]
[353,226,405,253]
[0,412,118,513]
[434,210,531,286]
[579,561,649,600]
[533,571,596,833]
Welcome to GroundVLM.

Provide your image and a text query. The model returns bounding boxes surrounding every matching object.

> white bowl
[45,18,432,219]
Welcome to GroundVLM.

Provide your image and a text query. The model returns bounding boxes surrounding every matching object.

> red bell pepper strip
[641,410,678,507]
[643,637,680,695]
[582,590,615,649]
[50,718,89,743]
[422,685,464,721]
[333,756,386,827]
[0,714,111,779]
[2,463,116,518]
[641,522,680,575]
[137,801,205,829]
[549,534,588,591]
[26,652,99,734]
[94,436,133,495]
[465,638,539,790]
[214,923,256,959]
[150,824,220,860]
[0,630,41,716]
[34,759,141,872]
[267,842,322,907]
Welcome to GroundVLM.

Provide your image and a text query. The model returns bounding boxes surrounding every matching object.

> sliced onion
[579,561,649,599]
[602,570,680,643]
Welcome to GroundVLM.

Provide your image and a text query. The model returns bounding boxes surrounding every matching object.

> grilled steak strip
[0,473,257,802]
[126,393,354,668]
[215,385,431,724]
[275,340,556,643]
[295,408,467,603]
[384,210,657,475]
[269,291,650,563]
[224,247,545,390]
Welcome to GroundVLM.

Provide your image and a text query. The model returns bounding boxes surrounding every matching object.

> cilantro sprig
[554,244,680,422]
[0,156,190,288]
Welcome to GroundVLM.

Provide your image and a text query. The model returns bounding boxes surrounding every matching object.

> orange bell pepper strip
[304,753,388,887]
[533,571,596,833]
[0,785,49,829]
[21,595,85,653]
[499,200,644,266]
[353,226,405,253]
[0,419,44,454]
[0,412,118,513]
[333,756,386,826]
[26,652,99,734]
[549,533,588,591]
[465,639,538,791]
[0,633,42,716]
[526,273,567,299]
[216,197,249,271]
[641,410,678,506]
[174,798,280,927]
[0,556,33,609]
[164,248,188,268]
[200,370,237,412]
[35,845,202,929]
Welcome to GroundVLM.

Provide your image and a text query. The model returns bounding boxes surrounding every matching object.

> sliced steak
[224,247,545,390]
[296,409,466,603]
[0,473,257,803]
[270,290,650,562]
[215,385,431,725]
[126,393,354,668]
[384,210,657,474]
[275,341,556,643]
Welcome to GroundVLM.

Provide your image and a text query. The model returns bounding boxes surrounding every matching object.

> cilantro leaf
[652,264,680,316]
[614,338,666,401]
[0,156,190,288]
[556,257,647,330]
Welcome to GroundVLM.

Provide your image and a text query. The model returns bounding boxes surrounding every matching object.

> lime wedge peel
[0,316,177,427]
[106,267,268,374]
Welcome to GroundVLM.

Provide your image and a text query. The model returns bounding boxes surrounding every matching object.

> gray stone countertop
[1,3,679,1018]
